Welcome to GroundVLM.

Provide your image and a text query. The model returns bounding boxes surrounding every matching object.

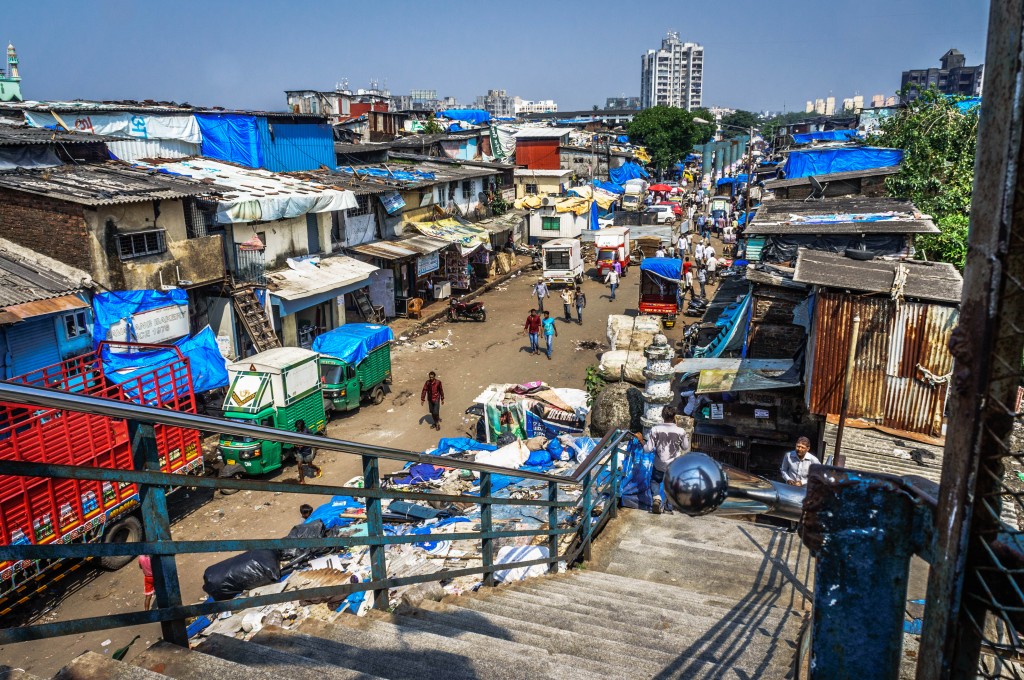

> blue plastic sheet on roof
[617,135,629,143]
[338,166,436,181]
[92,289,189,348]
[195,113,262,168]
[311,323,394,365]
[99,326,229,399]
[717,177,736,186]
[440,109,490,125]
[783,147,904,179]
[609,161,650,184]
[737,210,756,226]
[791,130,860,145]
[640,257,682,281]
[495,116,516,122]
[592,179,624,194]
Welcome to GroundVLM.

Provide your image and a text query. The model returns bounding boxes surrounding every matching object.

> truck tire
[370,386,386,405]
[99,515,143,570]
[219,471,244,495]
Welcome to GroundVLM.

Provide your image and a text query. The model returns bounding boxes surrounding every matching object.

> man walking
[533,278,548,313]
[421,371,445,430]
[694,240,705,266]
[706,254,718,285]
[574,288,586,325]
[695,214,706,244]
[677,232,689,258]
[560,287,574,322]
[604,266,620,301]
[697,266,707,298]
[523,309,541,354]
[684,267,695,300]
[541,311,557,360]
[643,406,690,514]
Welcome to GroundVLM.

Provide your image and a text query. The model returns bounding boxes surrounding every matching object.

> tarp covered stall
[782,147,904,179]
[609,161,650,185]
[410,219,491,256]
[92,289,189,347]
[99,325,229,398]
[311,323,393,365]
[195,113,263,168]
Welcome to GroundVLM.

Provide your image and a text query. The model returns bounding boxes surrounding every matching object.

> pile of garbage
[187,383,657,645]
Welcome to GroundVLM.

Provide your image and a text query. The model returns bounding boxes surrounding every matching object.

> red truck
[593,226,631,278]
[0,343,203,605]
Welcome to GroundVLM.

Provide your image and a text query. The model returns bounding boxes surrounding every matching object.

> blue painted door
[7,317,60,378]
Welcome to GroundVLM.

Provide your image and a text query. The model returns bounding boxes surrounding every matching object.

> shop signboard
[381,191,406,215]
[417,252,440,276]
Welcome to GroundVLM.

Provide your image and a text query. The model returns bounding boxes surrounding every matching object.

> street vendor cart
[638,257,683,329]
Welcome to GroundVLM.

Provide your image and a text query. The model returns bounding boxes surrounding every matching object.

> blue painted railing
[0,380,627,647]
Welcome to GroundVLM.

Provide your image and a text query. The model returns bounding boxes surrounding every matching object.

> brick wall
[0,189,92,271]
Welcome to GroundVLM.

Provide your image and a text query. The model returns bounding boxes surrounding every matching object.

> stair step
[53,652,169,680]
[402,599,680,678]
[290,616,606,680]
[444,586,798,673]
[195,633,379,680]
[511,574,805,628]
[131,641,279,680]
[565,569,810,616]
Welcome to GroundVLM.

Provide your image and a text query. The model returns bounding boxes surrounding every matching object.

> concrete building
[901,49,984,102]
[0,44,21,102]
[640,32,704,111]
[474,89,517,118]
[605,96,641,110]
[515,100,558,115]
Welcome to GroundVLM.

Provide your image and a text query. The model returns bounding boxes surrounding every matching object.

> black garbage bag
[202,549,280,601]
[278,519,326,563]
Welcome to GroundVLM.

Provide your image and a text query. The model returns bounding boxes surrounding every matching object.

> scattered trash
[422,330,454,350]
[101,639,111,647]
[574,340,604,351]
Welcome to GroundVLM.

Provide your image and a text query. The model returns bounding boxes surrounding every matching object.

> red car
[658,201,683,218]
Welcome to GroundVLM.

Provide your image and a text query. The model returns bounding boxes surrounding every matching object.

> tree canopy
[719,110,761,135]
[868,89,979,268]
[627,106,716,172]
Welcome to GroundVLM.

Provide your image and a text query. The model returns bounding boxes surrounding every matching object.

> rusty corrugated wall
[808,290,957,437]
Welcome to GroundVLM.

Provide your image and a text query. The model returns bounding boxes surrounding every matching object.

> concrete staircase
[43,510,814,680]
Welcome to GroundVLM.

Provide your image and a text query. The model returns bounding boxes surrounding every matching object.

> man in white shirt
[704,242,716,261]
[781,436,821,487]
[655,245,666,258]
[677,233,689,256]
[694,241,705,264]
[706,255,718,284]
[643,406,690,514]
[604,268,620,301]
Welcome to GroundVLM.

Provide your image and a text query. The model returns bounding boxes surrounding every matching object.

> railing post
[127,420,187,647]
[480,471,494,587]
[547,480,559,574]
[610,444,620,520]
[362,455,388,610]
[581,470,593,562]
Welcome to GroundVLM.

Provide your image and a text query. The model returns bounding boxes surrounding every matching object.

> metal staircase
[230,285,280,353]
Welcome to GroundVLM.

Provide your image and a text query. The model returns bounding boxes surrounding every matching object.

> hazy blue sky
[4,0,989,113]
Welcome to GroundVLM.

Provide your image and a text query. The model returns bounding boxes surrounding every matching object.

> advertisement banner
[106,304,190,344]
[417,252,440,276]
[380,191,406,215]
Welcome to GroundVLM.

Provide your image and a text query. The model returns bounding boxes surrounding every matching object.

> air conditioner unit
[541,197,551,206]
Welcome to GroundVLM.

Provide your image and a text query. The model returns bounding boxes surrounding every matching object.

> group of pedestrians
[523,308,558,360]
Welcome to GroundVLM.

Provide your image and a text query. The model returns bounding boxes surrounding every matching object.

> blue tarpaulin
[195,113,262,168]
[440,109,490,125]
[338,166,436,182]
[953,97,981,113]
[609,161,650,184]
[791,130,860,144]
[617,135,630,143]
[311,323,393,365]
[737,210,756,226]
[92,289,189,347]
[99,326,229,399]
[592,179,624,194]
[640,257,682,281]
[783,147,904,179]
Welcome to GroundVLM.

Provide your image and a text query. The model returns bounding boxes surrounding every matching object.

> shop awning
[1,294,88,321]
[695,362,801,394]
[409,218,491,256]
[396,234,450,255]
[348,240,421,261]
[267,255,379,316]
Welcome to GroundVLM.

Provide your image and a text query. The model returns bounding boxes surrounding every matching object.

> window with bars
[525,184,539,195]
[462,180,472,200]
[350,193,373,216]
[183,200,216,239]
[117,230,166,260]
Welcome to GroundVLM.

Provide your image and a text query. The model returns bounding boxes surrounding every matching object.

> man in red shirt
[523,309,542,355]
[682,256,692,277]
[421,371,445,430]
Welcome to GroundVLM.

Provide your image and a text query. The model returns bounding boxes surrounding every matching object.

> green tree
[868,89,979,268]
[627,106,716,172]
[720,109,761,136]
[421,113,444,135]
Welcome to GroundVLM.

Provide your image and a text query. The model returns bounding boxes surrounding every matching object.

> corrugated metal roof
[764,166,900,189]
[514,168,572,177]
[748,198,939,235]
[3,294,88,320]
[396,234,450,255]
[347,240,420,261]
[0,238,90,308]
[793,248,963,304]
[807,290,956,437]
[266,255,378,301]
[0,125,116,145]
[0,162,212,206]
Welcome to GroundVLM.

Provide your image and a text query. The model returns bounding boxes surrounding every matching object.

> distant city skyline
[0,0,989,114]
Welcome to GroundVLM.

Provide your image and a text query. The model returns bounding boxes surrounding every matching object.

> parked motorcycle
[448,296,487,322]
[684,298,709,318]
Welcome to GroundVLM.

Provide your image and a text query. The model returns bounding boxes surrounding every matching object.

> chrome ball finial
[665,453,729,516]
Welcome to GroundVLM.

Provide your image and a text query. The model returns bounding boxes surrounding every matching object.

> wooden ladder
[352,287,384,323]
[231,286,281,353]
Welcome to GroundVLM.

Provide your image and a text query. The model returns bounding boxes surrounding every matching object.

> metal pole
[833,314,861,467]
[918,1,1024,675]
[362,455,389,610]
[480,471,494,587]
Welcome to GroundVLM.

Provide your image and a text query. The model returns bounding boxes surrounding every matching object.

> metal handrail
[0,379,628,648]
[0,380,598,484]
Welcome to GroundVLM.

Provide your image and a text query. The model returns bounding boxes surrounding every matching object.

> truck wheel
[99,516,143,570]
[370,386,386,405]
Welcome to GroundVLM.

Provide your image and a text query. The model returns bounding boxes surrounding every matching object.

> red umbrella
[649,184,672,192]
